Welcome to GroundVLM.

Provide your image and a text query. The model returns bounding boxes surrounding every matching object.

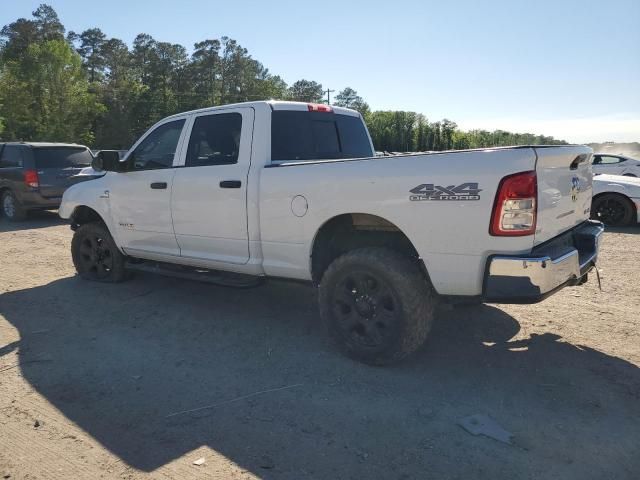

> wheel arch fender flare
[69,205,107,228]
[308,212,427,284]
[69,204,126,254]
[592,191,635,205]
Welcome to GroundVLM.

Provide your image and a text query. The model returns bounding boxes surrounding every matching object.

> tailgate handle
[570,154,588,170]
[150,182,168,189]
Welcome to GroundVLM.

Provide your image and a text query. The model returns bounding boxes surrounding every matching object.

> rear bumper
[20,192,62,209]
[483,220,604,303]
[17,190,61,209]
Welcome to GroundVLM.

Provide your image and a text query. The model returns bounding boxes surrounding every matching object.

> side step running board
[125,261,265,288]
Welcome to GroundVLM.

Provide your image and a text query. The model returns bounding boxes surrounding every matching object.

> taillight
[24,169,39,189]
[307,103,333,112]
[490,171,537,236]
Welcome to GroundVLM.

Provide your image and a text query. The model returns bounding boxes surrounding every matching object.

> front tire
[319,247,435,365]
[71,222,129,282]
[591,193,635,226]
[2,191,27,221]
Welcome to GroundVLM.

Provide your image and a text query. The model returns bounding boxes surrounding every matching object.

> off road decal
[409,182,482,201]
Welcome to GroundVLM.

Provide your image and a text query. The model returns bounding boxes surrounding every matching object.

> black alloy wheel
[592,194,634,226]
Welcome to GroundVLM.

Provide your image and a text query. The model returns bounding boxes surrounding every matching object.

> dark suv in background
[0,142,95,221]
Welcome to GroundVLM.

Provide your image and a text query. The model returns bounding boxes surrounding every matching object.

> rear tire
[71,222,129,282]
[319,247,435,365]
[1,191,27,221]
[591,193,635,226]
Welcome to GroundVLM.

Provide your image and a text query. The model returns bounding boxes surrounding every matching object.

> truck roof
[163,100,361,121]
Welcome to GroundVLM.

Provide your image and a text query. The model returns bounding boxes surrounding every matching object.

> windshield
[33,147,93,169]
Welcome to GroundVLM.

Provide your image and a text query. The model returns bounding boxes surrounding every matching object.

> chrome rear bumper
[483,220,604,303]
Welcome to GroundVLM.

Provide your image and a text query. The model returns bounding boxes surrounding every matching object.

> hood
[73,166,107,178]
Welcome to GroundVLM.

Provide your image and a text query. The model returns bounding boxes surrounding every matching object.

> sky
[2,0,639,143]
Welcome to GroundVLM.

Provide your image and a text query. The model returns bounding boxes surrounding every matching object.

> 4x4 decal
[410,182,482,201]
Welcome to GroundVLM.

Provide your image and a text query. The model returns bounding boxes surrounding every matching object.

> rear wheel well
[592,192,635,209]
[70,206,104,228]
[311,213,421,283]
[0,187,19,207]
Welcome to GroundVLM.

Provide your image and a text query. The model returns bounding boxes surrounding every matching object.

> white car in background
[592,153,640,177]
[592,174,640,226]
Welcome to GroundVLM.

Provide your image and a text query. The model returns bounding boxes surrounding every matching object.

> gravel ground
[1,211,639,480]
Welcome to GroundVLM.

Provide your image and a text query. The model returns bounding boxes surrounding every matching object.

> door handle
[220,180,241,188]
[150,182,168,189]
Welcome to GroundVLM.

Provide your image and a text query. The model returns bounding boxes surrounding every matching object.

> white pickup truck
[59,101,604,364]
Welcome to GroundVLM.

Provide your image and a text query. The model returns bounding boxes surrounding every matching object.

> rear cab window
[34,147,93,169]
[271,110,373,162]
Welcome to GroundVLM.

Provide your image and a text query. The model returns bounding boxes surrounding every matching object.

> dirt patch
[1,211,639,479]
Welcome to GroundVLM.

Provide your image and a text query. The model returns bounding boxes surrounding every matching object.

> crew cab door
[107,118,187,257]
[171,108,253,264]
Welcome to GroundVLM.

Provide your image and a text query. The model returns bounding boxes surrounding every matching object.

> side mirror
[92,150,122,172]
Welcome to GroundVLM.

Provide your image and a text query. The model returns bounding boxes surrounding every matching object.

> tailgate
[534,146,593,245]
[34,147,93,198]
[38,167,88,198]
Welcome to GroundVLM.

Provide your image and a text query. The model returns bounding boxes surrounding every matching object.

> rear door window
[271,111,373,161]
[34,147,93,169]
[186,113,242,167]
[0,145,24,168]
[598,155,625,164]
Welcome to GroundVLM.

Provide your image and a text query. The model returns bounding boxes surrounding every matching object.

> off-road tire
[319,247,435,365]
[1,190,27,221]
[71,221,129,282]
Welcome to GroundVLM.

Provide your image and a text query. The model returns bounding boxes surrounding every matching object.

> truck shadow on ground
[0,210,64,232]
[604,224,640,234]
[1,275,639,479]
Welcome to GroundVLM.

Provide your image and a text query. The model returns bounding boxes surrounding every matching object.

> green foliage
[0,4,65,62]
[69,27,107,83]
[31,4,65,42]
[367,110,566,152]
[0,39,103,143]
[367,111,419,152]
[0,4,569,150]
[334,87,370,116]
[287,79,323,103]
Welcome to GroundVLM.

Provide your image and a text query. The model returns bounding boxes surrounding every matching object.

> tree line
[0,4,567,151]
